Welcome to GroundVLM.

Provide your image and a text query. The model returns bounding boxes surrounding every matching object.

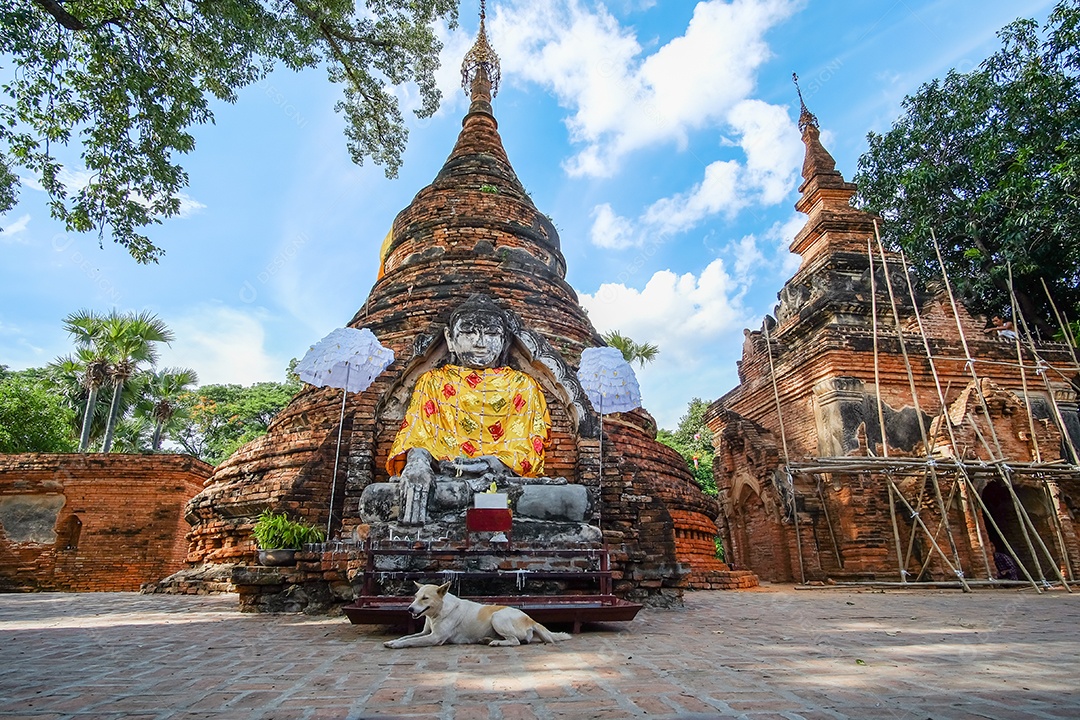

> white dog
[383,582,572,648]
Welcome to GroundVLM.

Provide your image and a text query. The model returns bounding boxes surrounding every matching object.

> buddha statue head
[443,294,512,369]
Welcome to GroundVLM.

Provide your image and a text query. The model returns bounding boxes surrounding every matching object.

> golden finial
[793,72,818,132]
[462,0,501,98]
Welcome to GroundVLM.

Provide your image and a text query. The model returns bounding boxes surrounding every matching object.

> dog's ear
[414,581,424,589]
[437,581,451,596]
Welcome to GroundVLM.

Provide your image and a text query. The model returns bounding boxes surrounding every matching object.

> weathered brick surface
[707,115,1080,584]
[0,453,211,591]
[183,69,725,606]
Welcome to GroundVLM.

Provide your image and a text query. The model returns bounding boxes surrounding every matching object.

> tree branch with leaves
[1,0,458,262]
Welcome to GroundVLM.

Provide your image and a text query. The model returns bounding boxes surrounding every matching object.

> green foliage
[1056,319,1080,345]
[174,376,300,465]
[714,536,725,563]
[251,509,325,550]
[854,0,1080,334]
[657,398,717,496]
[95,310,174,453]
[0,370,77,453]
[479,183,500,193]
[0,0,458,262]
[142,366,199,451]
[601,330,659,367]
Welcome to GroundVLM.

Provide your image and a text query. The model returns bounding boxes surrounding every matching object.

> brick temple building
[706,97,1080,587]
[172,17,751,611]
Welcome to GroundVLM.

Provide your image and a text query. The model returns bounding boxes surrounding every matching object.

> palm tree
[98,310,175,453]
[50,351,106,446]
[144,367,199,451]
[62,310,112,452]
[601,330,659,367]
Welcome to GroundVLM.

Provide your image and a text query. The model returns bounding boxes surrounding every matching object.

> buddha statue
[386,294,551,480]
[379,295,555,526]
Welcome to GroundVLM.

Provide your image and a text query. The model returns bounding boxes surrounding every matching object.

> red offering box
[466,508,512,532]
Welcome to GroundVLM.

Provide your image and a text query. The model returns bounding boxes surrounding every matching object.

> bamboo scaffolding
[867,237,908,583]
[761,319,806,584]
[896,246,995,580]
[873,225,966,579]
[965,415,1065,588]
[1007,265,1076,582]
[885,474,971,591]
[815,475,844,568]
[926,230,1062,588]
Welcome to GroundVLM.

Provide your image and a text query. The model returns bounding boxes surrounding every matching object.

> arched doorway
[981,481,1058,579]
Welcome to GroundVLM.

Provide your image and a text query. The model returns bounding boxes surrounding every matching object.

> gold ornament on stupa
[461,0,501,98]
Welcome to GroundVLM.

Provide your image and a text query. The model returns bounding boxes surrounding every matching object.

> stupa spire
[461,1,501,103]
[788,73,876,267]
[792,72,840,183]
[793,72,817,132]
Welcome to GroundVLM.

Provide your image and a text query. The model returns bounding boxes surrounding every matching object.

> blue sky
[0,0,1056,431]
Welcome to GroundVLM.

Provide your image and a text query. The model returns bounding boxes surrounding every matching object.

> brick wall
[0,454,211,591]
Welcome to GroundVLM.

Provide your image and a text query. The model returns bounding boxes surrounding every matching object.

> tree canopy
[0,0,458,262]
[657,398,716,496]
[601,330,659,367]
[173,377,300,465]
[854,0,1080,335]
[0,367,77,453]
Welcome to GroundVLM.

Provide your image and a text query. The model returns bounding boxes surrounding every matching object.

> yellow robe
[387,365,550,478]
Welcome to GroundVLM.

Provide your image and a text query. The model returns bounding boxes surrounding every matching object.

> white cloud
[21,168,204,220]
[492,0,799,177]
[766,213,805,276]
[579,259,755,426]
[590,203,638,249]
[729,233,765,280]
[587,101,802,248]
[158,305,283,386]
[1,213,31,242]
[175,194,206,218]
[642,159,743,236]
[727,99,803,204]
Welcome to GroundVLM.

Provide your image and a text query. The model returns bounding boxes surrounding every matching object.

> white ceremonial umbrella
[295,327,394,539]
[576,347,642,529]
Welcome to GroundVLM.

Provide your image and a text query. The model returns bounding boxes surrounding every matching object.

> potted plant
[251,510,326,566]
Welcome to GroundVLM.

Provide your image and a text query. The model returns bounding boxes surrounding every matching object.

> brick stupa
[182,17,748,605]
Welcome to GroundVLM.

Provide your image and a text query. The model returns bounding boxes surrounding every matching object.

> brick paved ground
[2,585,1078,720]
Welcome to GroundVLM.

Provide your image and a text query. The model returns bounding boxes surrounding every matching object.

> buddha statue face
[444,309,509,368]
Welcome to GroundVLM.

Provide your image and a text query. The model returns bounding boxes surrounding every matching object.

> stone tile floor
[1,585,1078,719]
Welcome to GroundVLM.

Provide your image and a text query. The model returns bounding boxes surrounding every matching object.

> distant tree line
[0,310,299,464]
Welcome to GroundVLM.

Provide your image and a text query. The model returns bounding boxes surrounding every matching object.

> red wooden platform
[343,594,642,634]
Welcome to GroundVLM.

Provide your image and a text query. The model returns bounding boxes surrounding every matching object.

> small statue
[386,294,551,524]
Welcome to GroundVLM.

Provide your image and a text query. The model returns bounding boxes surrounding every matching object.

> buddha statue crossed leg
[385,295,551,525]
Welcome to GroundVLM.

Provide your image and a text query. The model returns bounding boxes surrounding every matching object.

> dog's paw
[383,640,400,649]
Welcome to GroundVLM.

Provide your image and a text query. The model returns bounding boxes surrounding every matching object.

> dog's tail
[534,624,572,643]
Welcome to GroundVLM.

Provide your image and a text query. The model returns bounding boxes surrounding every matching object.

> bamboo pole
[959,471,1043,592]
[1042,277,1080,368]
[896,245,994,580]
[887,479,909,583]
[816,475,844,568]
[886,476,971,592]
[873,224,965,576]
[1040,477,1075,582]
[761,319,805,584]
[867,238,908,583]
[966,415,1071,591]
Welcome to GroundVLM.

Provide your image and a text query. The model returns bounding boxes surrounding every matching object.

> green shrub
[251,510,325,550]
